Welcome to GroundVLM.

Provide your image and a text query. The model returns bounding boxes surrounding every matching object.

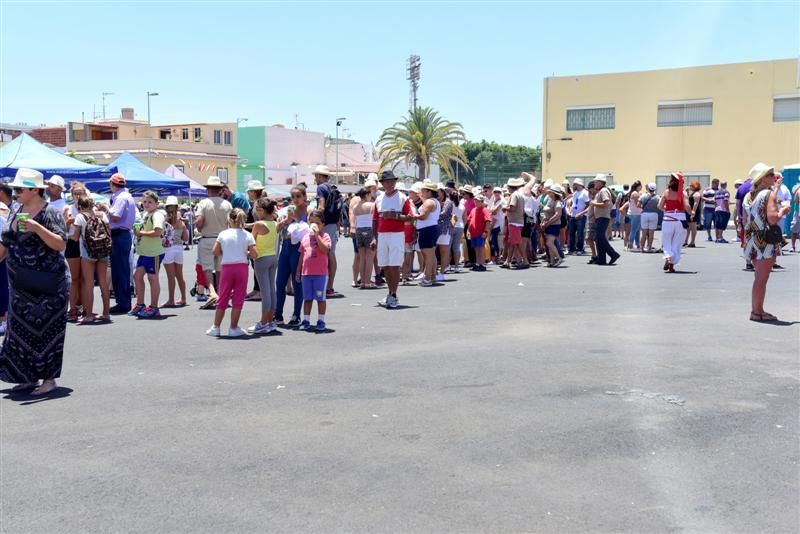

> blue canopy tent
[80,152,191,196]
[0,133,116,181]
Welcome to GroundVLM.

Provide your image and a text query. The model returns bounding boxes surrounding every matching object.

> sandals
[67,309,80,322]
[359,283,377,289]
[352,281,360,288]
[750,312,778,322]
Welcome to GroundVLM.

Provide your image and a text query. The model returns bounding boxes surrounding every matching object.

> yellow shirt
[136,210,165,257]
[255,220,277,258]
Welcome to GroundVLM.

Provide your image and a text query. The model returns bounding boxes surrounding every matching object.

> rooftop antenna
[102,92,114,119]
[406,54,421,111]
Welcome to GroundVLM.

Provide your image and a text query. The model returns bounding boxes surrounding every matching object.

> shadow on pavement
[2,387,74,404]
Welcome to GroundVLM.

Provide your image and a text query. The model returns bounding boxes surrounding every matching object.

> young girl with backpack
[71,196,112,323]
[161,195,188,308]
[206,208,256,337]
[131,191,165,319]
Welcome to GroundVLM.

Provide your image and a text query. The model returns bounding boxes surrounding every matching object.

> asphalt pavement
[2,234,798,533]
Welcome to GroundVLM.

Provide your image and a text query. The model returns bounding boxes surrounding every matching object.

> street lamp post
[335,117,346,185]
[146,91,159,166]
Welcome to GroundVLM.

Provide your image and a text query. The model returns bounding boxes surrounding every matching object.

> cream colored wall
[542,59,800,185]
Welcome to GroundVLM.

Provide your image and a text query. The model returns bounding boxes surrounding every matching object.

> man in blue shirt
[221,184,251,213]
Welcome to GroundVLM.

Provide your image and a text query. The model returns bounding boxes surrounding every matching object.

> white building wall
[265,127,326,185]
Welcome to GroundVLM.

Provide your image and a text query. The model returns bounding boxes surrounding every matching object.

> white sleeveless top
[416,198,440,229]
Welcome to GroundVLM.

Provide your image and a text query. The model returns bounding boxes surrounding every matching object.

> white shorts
[198,237,220,272]
[377,232,404,267]
[641,212,659,230]
[436,233,451,246]
[163,245,184,265]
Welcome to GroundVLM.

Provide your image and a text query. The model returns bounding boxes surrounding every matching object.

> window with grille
[216,167,228,184]
[773,96,800,122]
[213,130,222,144]
[181,128,189,140]
[657,100,712,127]
[566,106,615,130]
[656,173,710,193]
[224,131,232,145]
[193,127,202,141]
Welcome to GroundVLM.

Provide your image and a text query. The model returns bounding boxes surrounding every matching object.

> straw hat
[410,181,424,194]
[572,177,584,187]
[594,173,607,183]
[506,177,525,188]
[313,165,332,176]
[548,184,565,197]
[421,179,438,192]
[47,175,65,190]
[246,179,264,191]
[748,162,774,188]
[9,168,46,189]
[474,194,485,203]
[204,176,224,188]
[458,184,472,194]
[165,195,179,207]
[543,179,554,189]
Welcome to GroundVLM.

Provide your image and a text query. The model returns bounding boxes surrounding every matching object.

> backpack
[322,184,343,225]
[84,214,113,259]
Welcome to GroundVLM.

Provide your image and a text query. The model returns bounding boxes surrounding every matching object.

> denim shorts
[470,236,486,248]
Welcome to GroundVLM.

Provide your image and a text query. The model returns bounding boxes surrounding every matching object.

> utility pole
[406,54,421,111]
[102,92,114,119]
[147,91,159,166]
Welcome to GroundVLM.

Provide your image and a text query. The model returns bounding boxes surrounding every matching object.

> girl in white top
[207,208,257,338]
[64,181,88,322]
[352,188,376,289]
[71,196,112,323]
[162,196,189,307]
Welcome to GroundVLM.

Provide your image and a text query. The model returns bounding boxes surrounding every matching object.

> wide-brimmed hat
[246,179,264,191]
[474,194,485,202]
[548,184,565,197]
[9,168,46,189]
[396,182,408,192]
[165,195,179,206]
[594,173,607,183]
[437,183,445,191]
[205,176,224,188]
[507,177,525,188]
[669,171,683,181]
[410,181,424,194]
[458,184,472,194]
[110,173,126,186]
[572,178,584,187]
[493,187,502,193]
[543,179,554,189]
[313,165,332,176]
[364,177,378,188]
[378,170,397,182]
[421,179,438,192]
[366,172,378,182]
[47,175,65,190]
[749,162,774,187]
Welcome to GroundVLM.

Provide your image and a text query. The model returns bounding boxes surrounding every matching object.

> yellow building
[67,108,239,189]
[542,58,800,190]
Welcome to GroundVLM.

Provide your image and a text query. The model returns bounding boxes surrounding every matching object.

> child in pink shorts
[206,208,256,337]
[296,210,331,331]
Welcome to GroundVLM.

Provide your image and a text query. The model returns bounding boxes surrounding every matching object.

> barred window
[773,96,800,122]
[566,106,615,130]
[657,100,712,127]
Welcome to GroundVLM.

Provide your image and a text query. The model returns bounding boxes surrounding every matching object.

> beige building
[67,108,239,189]
[542,58,800,191]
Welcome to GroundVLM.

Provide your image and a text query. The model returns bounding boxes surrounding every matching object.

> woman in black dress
[0,168,69,395]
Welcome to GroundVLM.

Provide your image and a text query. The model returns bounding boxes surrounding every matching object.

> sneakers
[718,238,729,244]
[196,294,208,302]
[206,325,220,337]
[378,294,389,307]
[315,320,327,331]
[707,236,713,242]
[137,306,161,319]
[387,294,399,309]
[413,272,425,281]
[128,304,145,316]
[297,320,311,331]
[453,267,461,273]
[419,279,433,287]
[228,327,247,337]
[286,316,301,327]
[248,322,273,335]
[435,273,445,282]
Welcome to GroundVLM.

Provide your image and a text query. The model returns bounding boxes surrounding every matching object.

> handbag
[13,265,62,296]
[763,224,783,245]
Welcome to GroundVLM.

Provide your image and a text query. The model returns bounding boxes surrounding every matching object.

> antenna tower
[406,54,421,111]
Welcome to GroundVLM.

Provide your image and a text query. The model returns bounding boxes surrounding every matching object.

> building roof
[73,148,239,161]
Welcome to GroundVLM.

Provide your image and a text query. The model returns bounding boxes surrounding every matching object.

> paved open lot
[2,236,798,533]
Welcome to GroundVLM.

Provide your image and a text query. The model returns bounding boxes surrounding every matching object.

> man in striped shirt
[701,179,719,241]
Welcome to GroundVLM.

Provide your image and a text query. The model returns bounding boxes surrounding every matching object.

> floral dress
[743,189,776,261]
[0,205,69,384]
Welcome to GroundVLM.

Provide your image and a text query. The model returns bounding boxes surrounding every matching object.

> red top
[468,207,491,237]
[664,196,684,211]
[373,191,413,233]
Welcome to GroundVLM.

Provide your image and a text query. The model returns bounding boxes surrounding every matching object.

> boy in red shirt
[296,210,332,331]
[467,195,492,271]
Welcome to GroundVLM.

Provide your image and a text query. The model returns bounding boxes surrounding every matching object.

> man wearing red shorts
[502,177,528,269]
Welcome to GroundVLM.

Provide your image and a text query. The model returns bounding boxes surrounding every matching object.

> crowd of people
[0,161,797,394]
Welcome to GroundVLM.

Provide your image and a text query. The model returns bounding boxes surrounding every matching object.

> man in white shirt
[46,175,67,213]
[568,178,590,254]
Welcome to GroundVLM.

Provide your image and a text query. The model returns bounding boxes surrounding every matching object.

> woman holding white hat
[0,168,69,395]
[657,172,691,273]
[162,195,189,307]
[743,163,790,322]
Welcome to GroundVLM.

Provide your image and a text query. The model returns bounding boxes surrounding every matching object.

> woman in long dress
[0,168,69,395]
[657,172,691,273]
[743,163,791,322]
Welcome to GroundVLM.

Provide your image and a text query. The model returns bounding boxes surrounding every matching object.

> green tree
[450,140,541,185]
[378,106,470,180]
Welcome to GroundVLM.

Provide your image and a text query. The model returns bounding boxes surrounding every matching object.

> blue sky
[1,1,797,146]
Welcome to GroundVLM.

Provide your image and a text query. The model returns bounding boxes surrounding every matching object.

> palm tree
[378,106,470,180]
